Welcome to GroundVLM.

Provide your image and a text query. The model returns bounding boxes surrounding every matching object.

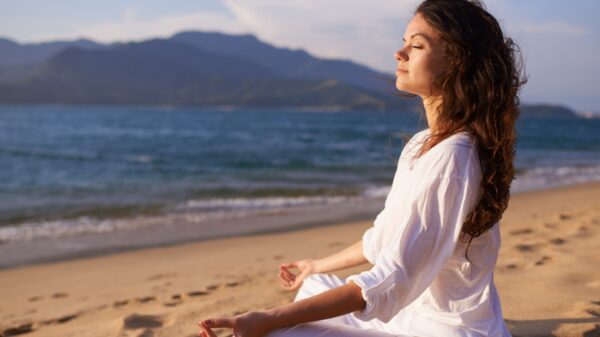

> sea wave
[0,188,388,243]
[2,164,599,244]
[513,164,600,193]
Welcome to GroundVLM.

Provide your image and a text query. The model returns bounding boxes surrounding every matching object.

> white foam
[176,195,350,212]
[0,193,380,243]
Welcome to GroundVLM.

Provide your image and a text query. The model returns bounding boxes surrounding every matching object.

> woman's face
[394,13,446,98]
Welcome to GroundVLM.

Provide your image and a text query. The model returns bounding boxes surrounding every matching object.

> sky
[1,0,599,112]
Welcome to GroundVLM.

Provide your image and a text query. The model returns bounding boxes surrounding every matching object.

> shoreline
[1,180,599,270]
[0,196,385,269]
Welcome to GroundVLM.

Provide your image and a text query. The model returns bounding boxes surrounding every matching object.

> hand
[199,311,273,337]
[279,259,317,291]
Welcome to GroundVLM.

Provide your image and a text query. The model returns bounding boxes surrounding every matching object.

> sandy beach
[0,182,599,337]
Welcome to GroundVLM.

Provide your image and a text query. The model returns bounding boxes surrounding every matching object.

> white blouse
[345,128,512,337]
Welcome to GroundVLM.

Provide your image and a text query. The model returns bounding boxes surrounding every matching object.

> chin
[395,81,415,95]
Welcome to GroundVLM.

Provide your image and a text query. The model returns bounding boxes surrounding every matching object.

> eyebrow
[402,33,431,42]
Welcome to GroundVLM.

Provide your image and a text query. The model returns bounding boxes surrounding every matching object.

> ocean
[0,105,599,266]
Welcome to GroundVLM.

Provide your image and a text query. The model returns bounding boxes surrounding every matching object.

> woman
[199,0,526,336]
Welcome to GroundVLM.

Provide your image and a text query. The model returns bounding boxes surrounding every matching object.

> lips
[396,68,408,73]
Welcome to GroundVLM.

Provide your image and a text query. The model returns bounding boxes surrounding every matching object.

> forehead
[404,13,440,42]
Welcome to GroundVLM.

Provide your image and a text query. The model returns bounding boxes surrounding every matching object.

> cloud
[221,0,418,72]
[75,10,250,43]
[28,0,417,72]
[514,21,586,36]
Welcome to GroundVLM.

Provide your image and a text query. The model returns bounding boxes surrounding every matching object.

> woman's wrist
[312,258,324,274]
[260,307,289,332]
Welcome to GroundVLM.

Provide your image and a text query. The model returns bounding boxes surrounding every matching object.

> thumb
[280,262,297,269]
[202,317,235,329]
[291,271,310,290]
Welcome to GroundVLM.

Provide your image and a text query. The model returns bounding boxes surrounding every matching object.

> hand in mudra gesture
[278,259,317,291]
[198,311,272,337]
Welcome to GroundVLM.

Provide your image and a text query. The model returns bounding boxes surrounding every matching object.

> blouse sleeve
[345,175,480,323]
[361,221,378,265]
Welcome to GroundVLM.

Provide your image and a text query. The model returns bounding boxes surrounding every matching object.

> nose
[394,48,408,62]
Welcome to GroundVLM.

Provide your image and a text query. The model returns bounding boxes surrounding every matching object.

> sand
[0,182,599,337]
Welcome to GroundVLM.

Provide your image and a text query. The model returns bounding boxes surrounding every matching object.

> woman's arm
[199,281,366,337]
[266,280,365,327]
[314,239,369,273]
[279,239,370,290]
[200,240,371,336]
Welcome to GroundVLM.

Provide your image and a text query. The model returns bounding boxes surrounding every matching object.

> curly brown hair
[411,0,528,257]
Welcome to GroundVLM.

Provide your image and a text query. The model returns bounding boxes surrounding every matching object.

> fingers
[280,276,298,290]
[291,276,306,290]
[280,261,307,290]
[279,267,296,284]
[280,273,304,291]
[198,325,217,337]
[198,317,234,337]
[287,269,311,290]
[200,318,234,329]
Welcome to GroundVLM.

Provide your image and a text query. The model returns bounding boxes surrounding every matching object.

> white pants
[265,273,411,337]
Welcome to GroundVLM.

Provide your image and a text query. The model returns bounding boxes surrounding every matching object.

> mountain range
[0,32,580,116]
[0,32,407,110]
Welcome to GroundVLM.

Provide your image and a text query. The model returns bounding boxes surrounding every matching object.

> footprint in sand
[225,281,240,288]
[273,255,284,260]
[549,237,567,245]
[328,241,345,248]
[52,292,68,299]
[509,228,533,236]
[544,223,558,229]
[42,313,79,325]
[122,313,166,330]
[2,322,34,336]
[187,290,209,297]
[114,299,129,308]
[136,296,156,304]
[534,256,552,266]
[499,263,519,270]
[558,213,573,220]
[514,243,539,253]
[206,284,220,291]
[28,295,43,302]
[163,294,184,307]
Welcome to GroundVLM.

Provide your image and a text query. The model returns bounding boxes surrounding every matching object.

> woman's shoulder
[399,128,432,160]
[416,131,481,181]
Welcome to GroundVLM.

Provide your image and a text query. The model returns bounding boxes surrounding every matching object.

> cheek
[412,58,437,83]
[427,52,447,78]
[416,55,446,89]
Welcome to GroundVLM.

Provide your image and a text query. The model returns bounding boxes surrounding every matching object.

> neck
[422,95,442,132]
